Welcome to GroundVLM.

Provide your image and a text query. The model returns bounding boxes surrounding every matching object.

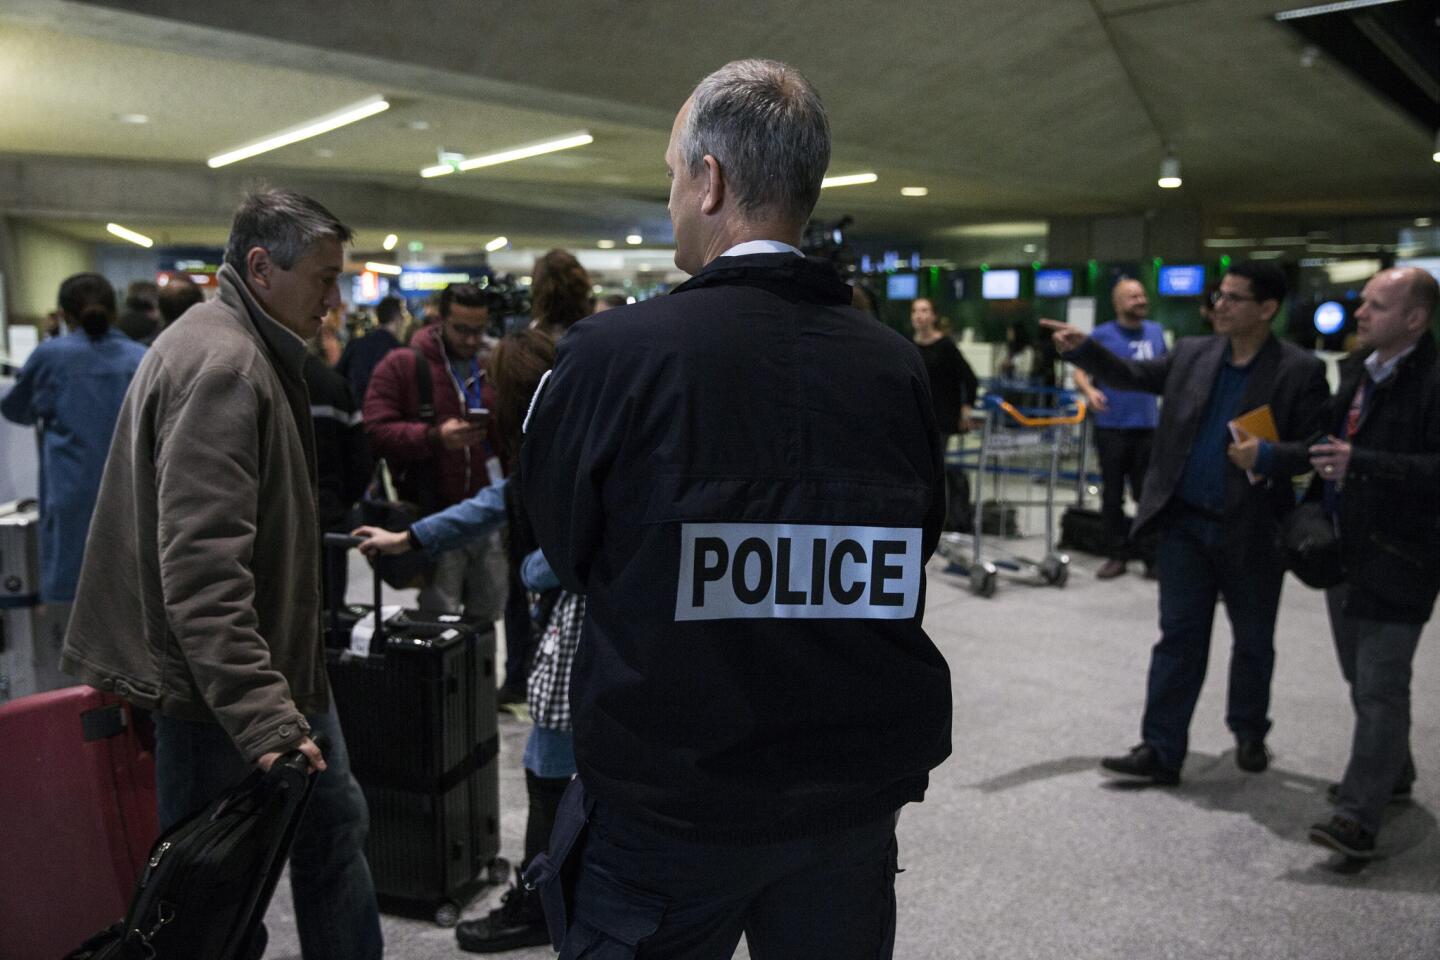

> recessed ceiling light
[626,234,643,245]
[597,239,616,249]
[207,95,390,168]
[900,186,929,197]
[314,147,335,159]
[106,223,154,248]
[382,233,398,251]
[364,261,403,276]
[420,132,593,178]
[485,236,509,253]
[406,120,431,131]
[113,113,149,125]
[820,173,878,189]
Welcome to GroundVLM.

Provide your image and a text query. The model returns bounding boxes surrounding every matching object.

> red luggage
[0,686,159,960]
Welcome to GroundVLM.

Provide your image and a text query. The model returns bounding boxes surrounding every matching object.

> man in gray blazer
[1043,261,1329,785]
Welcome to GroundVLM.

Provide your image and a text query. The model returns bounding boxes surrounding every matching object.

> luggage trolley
[939,388,1086,597]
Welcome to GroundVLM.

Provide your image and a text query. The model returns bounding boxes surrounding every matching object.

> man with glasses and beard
[1043,261,1329,787]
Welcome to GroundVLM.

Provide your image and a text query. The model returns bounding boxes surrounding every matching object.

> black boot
[455,869,549,954]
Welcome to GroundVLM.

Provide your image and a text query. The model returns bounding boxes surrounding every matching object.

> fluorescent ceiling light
[420,132,593,178]
[382,233,398,251]
[113,113,148,125]
[626,234,643,245]
[106,223,153,248]
[485,236,509,253]
[1274,0,1402,21]
[820,172,878,189]
[596,239,617,249]
[1158,152,1182,189]
[900,186,929,197]
[207,96,390,168]
[940,221,1047,239]
[364,261,403,276]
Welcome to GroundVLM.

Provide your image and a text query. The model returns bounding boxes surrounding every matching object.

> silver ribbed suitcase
[0,500,68,702]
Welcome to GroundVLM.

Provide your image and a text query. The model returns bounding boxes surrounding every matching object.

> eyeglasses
[1209,290,1257,307]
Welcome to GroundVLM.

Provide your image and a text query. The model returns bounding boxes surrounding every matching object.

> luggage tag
[348,605,402,657]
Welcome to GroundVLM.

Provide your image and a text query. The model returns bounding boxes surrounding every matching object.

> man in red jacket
[363,282,507,623]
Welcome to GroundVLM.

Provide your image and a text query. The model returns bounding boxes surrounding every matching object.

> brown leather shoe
[1096,558,1128,579]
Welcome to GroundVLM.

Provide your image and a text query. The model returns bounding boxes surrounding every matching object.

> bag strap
[411,347,436,423]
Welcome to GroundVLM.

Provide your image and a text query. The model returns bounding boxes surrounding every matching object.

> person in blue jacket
[1,273,145,604]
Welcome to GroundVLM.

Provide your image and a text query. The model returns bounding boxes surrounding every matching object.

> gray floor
[266,524,1440,960]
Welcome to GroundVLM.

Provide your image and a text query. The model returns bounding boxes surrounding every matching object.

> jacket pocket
[1355,530,1440,613]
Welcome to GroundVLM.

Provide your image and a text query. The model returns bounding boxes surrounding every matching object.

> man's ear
[700,154,724,216]
[1258,299,1278,325]
[245,247,273,290]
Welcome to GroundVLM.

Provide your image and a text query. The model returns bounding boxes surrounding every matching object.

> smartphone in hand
[466,407,490,426]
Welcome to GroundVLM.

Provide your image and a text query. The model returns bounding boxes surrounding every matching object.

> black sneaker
[1324,780,1413,806]
[1236,738,1269,773]
[456,873,549,954]
[1101,744,1180,785]
[495,680,526,711]
[1309,815,1377,859]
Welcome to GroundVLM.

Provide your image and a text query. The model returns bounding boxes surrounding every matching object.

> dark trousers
[1142,508,1285,771]
[154,703,383,960]
[1325,584,1422,835]
[558,783,899,960]
[1094,427,1154,563]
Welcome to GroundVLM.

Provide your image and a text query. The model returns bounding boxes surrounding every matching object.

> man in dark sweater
[520,59,951,959]
[1043,261,1329,786]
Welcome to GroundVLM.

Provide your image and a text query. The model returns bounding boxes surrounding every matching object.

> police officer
[520,59,953,959]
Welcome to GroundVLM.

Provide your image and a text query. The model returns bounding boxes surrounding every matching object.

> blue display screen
[1035,269,1073,298]
[981,270,1020,300]
[887,273,919,300]
[1158,265,1205,296]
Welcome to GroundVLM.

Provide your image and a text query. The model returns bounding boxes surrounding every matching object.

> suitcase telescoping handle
[323,533,385,645]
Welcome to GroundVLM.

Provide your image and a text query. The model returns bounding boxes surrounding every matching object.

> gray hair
[677,59,830,225]
[224,188,353,278]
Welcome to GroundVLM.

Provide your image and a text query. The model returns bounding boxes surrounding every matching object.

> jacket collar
[216,263,310,382]
[670,253,854,306]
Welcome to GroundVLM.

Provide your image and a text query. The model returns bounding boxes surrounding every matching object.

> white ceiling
[0,0,1436,255]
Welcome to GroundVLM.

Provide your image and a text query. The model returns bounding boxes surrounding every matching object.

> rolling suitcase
[0,686,158,960]
[322,534,505,926]
[0,499,70,703]
[65,745,321,960]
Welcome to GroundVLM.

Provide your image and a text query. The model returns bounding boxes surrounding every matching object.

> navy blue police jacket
[520,252,953,843]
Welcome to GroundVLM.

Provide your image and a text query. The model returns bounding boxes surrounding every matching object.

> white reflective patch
[675,522,922,621]
[522,369,553,435]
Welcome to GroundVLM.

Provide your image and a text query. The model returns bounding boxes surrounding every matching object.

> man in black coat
[1043,261,1330,785]
[518,59,950,959]
[1285,267,1439,858]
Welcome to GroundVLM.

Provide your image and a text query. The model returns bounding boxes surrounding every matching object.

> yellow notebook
[1228,404,1278,484]
[1228,404,1278,443]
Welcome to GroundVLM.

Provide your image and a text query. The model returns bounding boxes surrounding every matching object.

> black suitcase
[1058,506,1108,556]
[66,747,320,960]
[322,534,505,927]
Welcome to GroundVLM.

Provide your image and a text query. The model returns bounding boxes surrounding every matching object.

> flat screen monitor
[981,269,1020,300]
[886,273,918,300]
[1158,265,1205,296]
[1034,269,1073,298]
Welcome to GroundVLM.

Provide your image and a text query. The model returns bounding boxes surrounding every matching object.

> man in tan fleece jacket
[63,189,382,960]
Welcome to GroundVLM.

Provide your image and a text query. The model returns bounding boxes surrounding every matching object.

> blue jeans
[1142,508,1284,770]
[559,781,899,960]
[154,702,384,960]
[1325,584,1422,835]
